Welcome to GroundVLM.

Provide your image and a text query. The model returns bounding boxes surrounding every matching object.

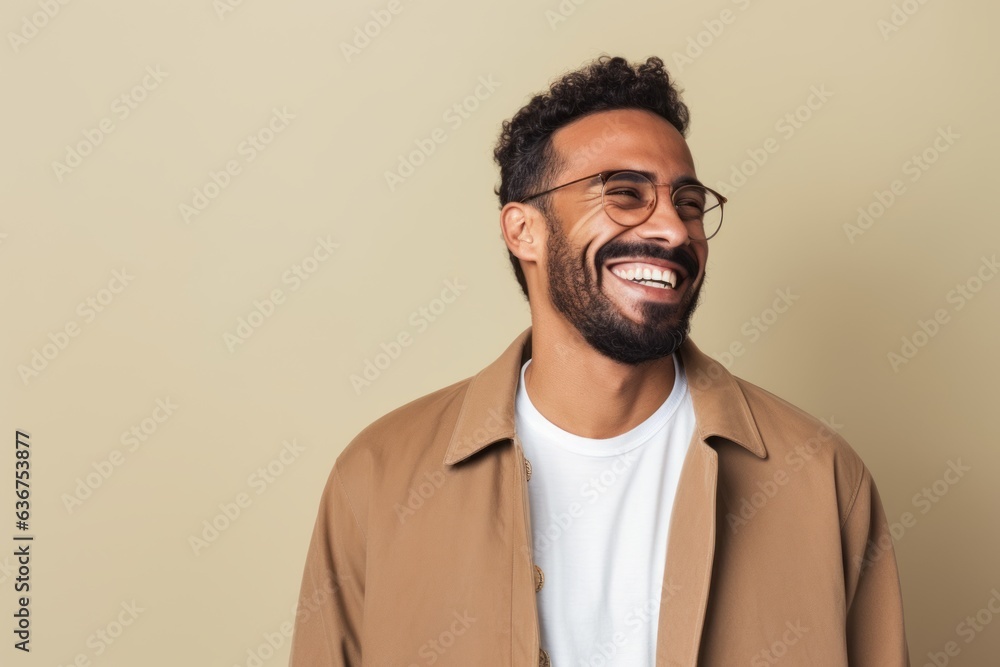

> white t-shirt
[514,353,696,666]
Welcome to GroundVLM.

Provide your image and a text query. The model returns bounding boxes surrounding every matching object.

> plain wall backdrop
[2,0,998,664]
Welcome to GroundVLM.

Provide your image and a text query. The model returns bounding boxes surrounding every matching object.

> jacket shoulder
[731,375,868,527]
[331,373,474,490]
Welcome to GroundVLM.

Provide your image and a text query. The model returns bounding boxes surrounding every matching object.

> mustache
[595,240,699,277]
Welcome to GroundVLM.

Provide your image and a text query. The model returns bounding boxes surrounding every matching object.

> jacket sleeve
[288,460,366,666]
[841,464,910,667]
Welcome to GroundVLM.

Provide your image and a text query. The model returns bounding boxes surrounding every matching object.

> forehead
[548,108,695,182]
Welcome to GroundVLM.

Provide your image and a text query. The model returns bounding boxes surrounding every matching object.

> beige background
[2,0,998,665]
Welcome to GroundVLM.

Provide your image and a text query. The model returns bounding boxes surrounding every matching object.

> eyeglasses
[518,169,727,240]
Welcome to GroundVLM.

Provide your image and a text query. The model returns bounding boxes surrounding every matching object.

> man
[288,55,909,666]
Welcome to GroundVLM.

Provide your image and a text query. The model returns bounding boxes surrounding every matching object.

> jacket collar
[443,325,767,465]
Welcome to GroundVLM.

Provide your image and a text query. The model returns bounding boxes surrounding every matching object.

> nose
[633,186,692,247]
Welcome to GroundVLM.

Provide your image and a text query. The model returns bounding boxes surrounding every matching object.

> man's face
[534,108,709,365]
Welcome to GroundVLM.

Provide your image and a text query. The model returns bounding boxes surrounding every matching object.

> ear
[499,202,542,264]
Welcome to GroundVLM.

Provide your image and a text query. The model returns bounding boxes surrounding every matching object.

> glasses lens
[673,184,723,240]
[602,171,656,225]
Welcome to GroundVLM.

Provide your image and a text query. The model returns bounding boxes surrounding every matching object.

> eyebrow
[625,169,704,188]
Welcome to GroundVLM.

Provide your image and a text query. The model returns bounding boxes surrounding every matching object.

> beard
[543,211,705,366]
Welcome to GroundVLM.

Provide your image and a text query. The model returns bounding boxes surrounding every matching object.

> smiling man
[288,55,910,667]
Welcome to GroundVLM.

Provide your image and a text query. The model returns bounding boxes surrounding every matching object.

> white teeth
[611,266,677,290]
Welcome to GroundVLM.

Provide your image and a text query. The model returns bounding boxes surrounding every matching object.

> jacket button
[538,648,550,666]
[525,457,532,481]
[534,564,544,592]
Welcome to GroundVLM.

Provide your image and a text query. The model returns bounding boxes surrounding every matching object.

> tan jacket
[288,326,910,666]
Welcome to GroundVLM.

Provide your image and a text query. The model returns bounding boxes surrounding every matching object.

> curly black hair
[492,55,690,302]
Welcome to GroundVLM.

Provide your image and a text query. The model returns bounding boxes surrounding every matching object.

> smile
[608,262,679,290]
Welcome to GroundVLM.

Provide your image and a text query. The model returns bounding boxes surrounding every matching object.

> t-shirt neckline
[515,353,688,457]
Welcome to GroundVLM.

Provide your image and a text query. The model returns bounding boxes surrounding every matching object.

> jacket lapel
[655,434,718,666]
[655,337,768,665]
[442,326,768,665]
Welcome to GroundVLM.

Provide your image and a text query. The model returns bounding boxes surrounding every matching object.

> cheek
[562,204,609,238]
[691,245,708,272]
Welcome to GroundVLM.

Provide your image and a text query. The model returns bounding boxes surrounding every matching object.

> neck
[524,319,677,440]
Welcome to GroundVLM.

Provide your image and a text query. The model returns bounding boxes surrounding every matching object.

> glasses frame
[518,169,728,240]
